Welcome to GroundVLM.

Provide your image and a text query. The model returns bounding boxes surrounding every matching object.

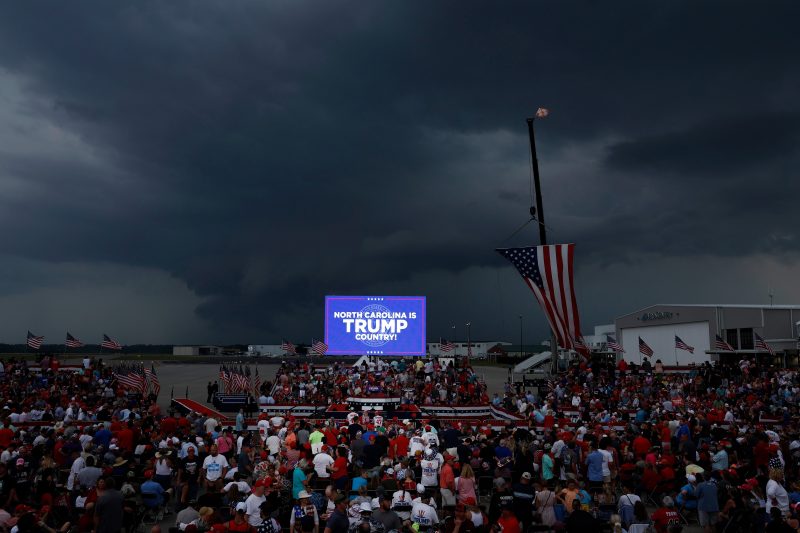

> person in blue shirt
[676,475,698,510]
[585,443,605,488]
[141,470,166,507]
[292,459,309,499]
[235,409,245,432]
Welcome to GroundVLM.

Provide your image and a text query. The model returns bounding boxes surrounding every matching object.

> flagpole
[527,114,559,374]
[674,331,678,367]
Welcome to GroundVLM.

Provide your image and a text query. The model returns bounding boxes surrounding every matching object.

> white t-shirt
[411,501,439,526]
[599,449,613,477]
[205,418,219,435]
[409,436,426,456]
[266,435,281,455]
[313,452,335,478]
[420,459,440,487]
[244,493,266,526]
[223,481,251,494]
[257,420,270,441]
[766,479,790,515]
[202,454,229,481]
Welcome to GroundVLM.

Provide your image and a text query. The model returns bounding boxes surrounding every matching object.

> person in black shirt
[565,499,600,532]
[324,492,350,533]
[179,446,201,508]
[0,462,16,509]
[488,478,514,523]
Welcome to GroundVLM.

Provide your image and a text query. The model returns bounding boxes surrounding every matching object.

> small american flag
[65,332,84,348]
[606,335,624,352]
[312,340,328,356]
[675,335,694,354]
[639,337,654,357]
[281,339,297,355]
[754,333,774,355]
[27,331,44,350]
[440,339,455,352]
[715,334,735,352]
[101,334,122,351]
[145,364,161,396]
[535,107,549,118]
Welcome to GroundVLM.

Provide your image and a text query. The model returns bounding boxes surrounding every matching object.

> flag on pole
[754,333,775,355]
[639,337,654,357]
[496,244,587,357]
[312,340,329,356]
[535,107,550,118]
[573,335,589,351]
[144,364,160,396]
[65,332,84,348]
[440,339,455,352]
[101,334,122,351]
[27,331,44,350]
[281,339,297,355]
[715,334,735,352]
[253,367,261,396]
[606,335,624,352]
[675,335,695,354]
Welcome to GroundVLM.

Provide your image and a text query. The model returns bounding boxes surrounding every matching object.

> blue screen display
[324,296,426,356]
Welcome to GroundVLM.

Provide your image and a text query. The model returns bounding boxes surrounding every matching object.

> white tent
[513,351,553,374]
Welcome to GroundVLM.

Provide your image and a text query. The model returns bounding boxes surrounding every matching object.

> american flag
[573,335,589,351]
[754,333,775,355]
[606,335,624,352]
[253,367,262,396]
[535,107,550,118]
[497,244,587,357]
[312,339,328,356]
[220,365,231,393]
[715,334,735,352]
[101,334,122,351]
[114,363,146,393]
[440,339,455,352]
[65,332,84,348]
[281,339,297,355]
[27,331,44,350]
[639,337,654,357]
[675,335,695,354]
[144,364,160,396]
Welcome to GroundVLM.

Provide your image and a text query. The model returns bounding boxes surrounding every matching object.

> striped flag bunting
[101,334,122,351]
[754,333,775,355]
[497,244,588,358]
[65,332,84,348]
[675,335,695,354]
[715,334,735,352]
[312,339,328,356]
[639,337,654,357]
[440,339,455,352]
[281,339,297,355]
[27,331,44,350]
[606,335,624,352]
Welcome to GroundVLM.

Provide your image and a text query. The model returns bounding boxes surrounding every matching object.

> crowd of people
[0,353,798,533]
[264,359,489,407]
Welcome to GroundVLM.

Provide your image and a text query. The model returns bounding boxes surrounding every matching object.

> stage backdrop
[325,296,426,356]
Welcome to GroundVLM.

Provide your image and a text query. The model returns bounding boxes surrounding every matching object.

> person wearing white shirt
[202,445,229,490]
[257,418,270,442]
[244,482,267,527]
[204,417,219,435]
[313,450,335,479]
[67,454,86,491]
[766,475,790,516]
[223,478,251,495]
[266,433,281,456]
[410,493,438,527]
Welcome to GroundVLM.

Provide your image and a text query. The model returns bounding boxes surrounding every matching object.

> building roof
[618,303,800,319]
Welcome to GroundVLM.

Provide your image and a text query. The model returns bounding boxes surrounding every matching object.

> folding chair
[139,493,164,525]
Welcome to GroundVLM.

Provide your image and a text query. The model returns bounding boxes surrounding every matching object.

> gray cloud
[0,1,797,343]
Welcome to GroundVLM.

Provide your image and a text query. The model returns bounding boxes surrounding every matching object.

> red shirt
[497,514,521,533]
[652,508,681,533]
[0,428,13,448]
[331,456,348,480]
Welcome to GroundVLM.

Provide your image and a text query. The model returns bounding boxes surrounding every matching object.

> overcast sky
[0,1,798,345]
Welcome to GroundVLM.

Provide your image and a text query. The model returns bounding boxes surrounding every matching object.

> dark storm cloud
[0,1,798,342]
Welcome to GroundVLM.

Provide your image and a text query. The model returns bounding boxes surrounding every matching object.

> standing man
[94,477,124,533]
[202,444,229,491]
[245,479,267,528]
[323,493,350,533]
[695,474,719,533]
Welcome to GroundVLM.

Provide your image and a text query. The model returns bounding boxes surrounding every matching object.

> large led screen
[324,296,426,356]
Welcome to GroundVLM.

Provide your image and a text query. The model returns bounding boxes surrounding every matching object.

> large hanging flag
[281,339,297,355]
[312,339,329,356]
[146,364,161,396]
[27,331,44,350]
[606,335,624,352]
[440,339,455,352]
[101,334,122,351]
[715,334,735,352]
[754,333,775,355]
[639,337,654,357]
[220,365,231,393]
[497,244,586,356]
[675,335,695,354]
[65,332,84,348]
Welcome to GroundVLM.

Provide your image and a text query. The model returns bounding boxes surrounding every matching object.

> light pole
[466,322,472,367]
[519,315,523,359]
